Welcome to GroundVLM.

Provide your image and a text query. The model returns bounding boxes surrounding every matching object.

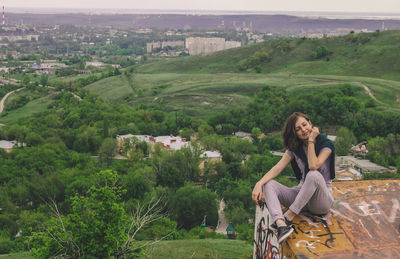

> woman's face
[294,116,312,140]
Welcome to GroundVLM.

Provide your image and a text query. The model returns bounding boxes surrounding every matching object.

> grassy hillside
[85,71,400,117]
[79,30,400,117]
[0,96,53,124]
[136,30,400,80]
[4,30,400,120]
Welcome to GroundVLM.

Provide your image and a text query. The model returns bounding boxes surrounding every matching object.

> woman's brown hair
[282,112,311,151]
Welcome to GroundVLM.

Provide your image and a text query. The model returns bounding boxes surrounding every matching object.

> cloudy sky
[3,0,400,13]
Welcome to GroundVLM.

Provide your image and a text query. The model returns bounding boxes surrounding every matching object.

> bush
[0,237,14,254]
[136,217,181,240]
[310,45,329,59]
[335,127,357,156]
[362,172,400,180]
[238,51,271,71]
[235,223,254,243]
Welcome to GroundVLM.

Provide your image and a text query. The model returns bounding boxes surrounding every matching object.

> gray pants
[263,170,334,223]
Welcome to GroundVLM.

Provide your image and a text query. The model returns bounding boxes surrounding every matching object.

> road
[0,88,23,114]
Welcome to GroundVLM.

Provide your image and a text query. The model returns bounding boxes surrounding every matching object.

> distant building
[0,140,16,152]
[146,41,161,53]
[185,37,241,55]
[336,156,392,174]
[0,35,39,42]
[154,135,188,150]
[116,134,154,153]
[135,28,152,34]
[146,40,185,53]
[199,150,222,170]
[32,62,67,74]
[0,67,9,73]
[116,134,189,153]
[349,141,368,155]
[85,61,105,68]
[234,131,253,142]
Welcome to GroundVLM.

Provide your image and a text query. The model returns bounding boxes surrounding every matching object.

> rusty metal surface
[283,179,400,259]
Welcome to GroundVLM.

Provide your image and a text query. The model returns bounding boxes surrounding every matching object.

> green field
[0,252,33,259]
[0,96,52,124]
[84,71,400,117]
[85,74,134,102]
[143,239,252,259]
[1,239,252,259]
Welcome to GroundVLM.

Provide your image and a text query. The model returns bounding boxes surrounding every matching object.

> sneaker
[270,217,293,230]
[277,225,294,243]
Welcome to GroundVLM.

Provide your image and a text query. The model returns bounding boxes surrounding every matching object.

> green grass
[136,30,400,80]
[0,239,252,259]
[0,96,52,124]
[85,74,134,102]
[0,252,33,259]
[83,70,400,117]
[143,239,252,259]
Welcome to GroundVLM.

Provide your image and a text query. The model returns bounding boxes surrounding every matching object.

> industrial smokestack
[2,6,5,25]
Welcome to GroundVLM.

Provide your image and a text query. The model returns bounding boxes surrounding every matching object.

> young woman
[252,112,335,243]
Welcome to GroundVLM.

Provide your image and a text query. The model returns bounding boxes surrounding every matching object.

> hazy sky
[3,0,400,13]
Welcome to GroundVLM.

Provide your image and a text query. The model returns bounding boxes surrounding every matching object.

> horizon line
[4,7,400,15]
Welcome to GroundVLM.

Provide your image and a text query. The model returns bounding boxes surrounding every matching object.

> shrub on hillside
[310,45,329,59]
[238,51,271,71]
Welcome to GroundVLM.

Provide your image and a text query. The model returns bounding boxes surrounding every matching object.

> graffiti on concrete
[290,213,345,256]
[258,180,400,258]
[253,202,280,259]
[254,216,280,259]
[331,198,400,224]
[329,181,400,249]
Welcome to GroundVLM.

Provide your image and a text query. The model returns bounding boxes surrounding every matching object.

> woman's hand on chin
[309,127,320,142]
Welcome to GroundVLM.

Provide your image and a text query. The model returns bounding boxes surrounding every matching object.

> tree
[30,170,127,258]
[98,138,117,165]
[30,171,165,258]
[40,74,49,86]
[169,185,218,229]
[335,127,357,156]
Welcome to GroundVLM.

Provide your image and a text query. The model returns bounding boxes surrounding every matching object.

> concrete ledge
[253,179,400,259]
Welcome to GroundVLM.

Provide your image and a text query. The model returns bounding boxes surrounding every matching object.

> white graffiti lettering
[296,240,320,249]
[304,229,322,239]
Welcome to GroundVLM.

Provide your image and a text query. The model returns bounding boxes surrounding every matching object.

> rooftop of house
[117,134,188,150]
[0,140,16,149]
[201,150,222,158]
[337,155,389,172]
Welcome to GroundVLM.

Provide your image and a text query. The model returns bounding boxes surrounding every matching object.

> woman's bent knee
[305,170,324,183]
[263,180,279,191]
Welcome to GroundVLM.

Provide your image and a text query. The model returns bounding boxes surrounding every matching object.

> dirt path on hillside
[0,88,23,114]
[215,199,228,234]
[358,83,384,104]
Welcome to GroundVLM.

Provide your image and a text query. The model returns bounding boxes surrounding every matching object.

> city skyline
[2,0,400,14]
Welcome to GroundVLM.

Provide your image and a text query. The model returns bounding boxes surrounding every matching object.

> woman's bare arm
[252,152,292,203]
